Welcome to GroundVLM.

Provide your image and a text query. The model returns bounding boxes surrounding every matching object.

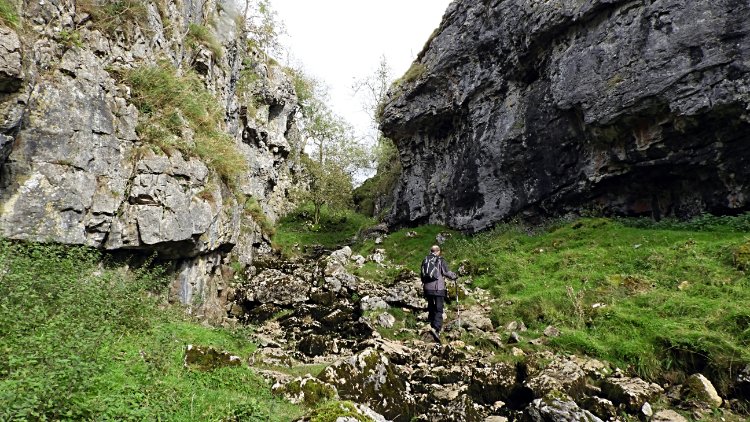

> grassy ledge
[122,61,246,187]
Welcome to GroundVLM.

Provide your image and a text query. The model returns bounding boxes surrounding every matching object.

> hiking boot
[429,327,442,344]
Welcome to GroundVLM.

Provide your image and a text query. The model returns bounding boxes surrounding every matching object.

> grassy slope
[350,218,750,394]
[0,240,304,421]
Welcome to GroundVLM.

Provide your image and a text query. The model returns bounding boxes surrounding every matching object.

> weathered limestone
[380,0,750,232]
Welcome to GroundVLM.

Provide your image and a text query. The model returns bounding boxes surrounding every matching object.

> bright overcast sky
[271,0,455,141]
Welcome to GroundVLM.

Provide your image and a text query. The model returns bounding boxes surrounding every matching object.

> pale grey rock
[462,306,493,331]
[680,373,723,408]
[601,376,664,413]
[507,332,520,344]
[329,246,352,265]
[244,269,310,305]
[651,410,689,422]
[0,26,23,92]
[524,357,587,399]
[543,326,562,337]
[384,281,427,310]
[523,393,603,422]
[351,254,366,265]
[360,296,389,312]
[376,312,396,329]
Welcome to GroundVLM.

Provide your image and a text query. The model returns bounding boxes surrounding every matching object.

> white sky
[271,0,454,140]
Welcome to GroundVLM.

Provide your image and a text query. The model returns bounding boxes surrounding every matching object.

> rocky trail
[186,231,746,422]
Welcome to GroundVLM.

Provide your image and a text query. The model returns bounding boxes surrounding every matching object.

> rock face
[380,0,750,232]
[0,0,300,321]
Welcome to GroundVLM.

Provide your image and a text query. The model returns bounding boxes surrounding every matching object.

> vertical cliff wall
[0,0,300,322]
[380,0,750,233]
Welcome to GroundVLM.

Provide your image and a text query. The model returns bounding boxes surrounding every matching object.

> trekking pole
[456,278,461,329]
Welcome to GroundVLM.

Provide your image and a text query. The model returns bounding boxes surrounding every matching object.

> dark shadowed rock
[298,334,329,357]
[380,0,750,232]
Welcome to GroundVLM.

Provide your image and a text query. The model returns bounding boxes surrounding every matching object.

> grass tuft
[77,0,149,35]
[122,61,246,187]
[187,23,223,59]
[0,0,19,27]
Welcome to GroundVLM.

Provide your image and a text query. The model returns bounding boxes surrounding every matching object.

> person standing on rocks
[421,245,458,342]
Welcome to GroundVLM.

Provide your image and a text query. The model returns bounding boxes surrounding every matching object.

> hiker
[420,245,458,342]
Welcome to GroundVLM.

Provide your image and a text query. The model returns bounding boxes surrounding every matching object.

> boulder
[423,393,481,422]
[522,392,603,422]
[469,362,518,404]
[360,295,390,311]
[524,357,587,399]
[366,250,387,264]
[581,396,617,421]
[651,409,689,422]
[318,348,415,422]
[351,254,366,265]
[184,345,241,371]
[462,306,494,331]
[244,269,310,305]
[298,334,329,357]
[377,312,396,329]
[384,282,426,309]
[329,246,352,266]
[601,376,664,413]
[250,347,294,367]
[361,223,388,240]
[680,373,723,408]
[435,232,452,245]
[324,260,357,293]
[272,375,337,407]
[543,326,561,337]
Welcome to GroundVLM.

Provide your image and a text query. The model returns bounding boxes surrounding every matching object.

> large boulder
[184,345,241,371]
[522,392,603,422]
[317,348,416,422]
[601,376,664,413]
[272,375,337,407]
[244,269,310,305]
[680,373,723,408]
[469,362,518,404]
[524,357,587,399]
[651,409,689,422]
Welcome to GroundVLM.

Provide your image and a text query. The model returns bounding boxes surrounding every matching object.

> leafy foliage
[0,239,303,421]
[122,61,246,187]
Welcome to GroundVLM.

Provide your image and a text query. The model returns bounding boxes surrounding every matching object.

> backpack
[421,255,441,284]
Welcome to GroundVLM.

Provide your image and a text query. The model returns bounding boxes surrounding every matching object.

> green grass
[0,239,304,421]
[0,0,19,27]
[187,23,223,59]
[272,203,377,256]
[122,62,246,187]
[77,0,150,35]
[351,217,750,394]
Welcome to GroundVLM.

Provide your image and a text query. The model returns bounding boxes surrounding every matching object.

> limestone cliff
[380,0,750,232]
[0,0,299,322]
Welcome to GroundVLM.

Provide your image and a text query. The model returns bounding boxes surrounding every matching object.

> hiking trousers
[425,293,445,334]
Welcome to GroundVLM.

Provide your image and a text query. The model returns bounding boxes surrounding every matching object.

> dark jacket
[422,253,458,296]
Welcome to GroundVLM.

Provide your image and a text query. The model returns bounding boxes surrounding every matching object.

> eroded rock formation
[380,0,750,232]
[0,0,299,322]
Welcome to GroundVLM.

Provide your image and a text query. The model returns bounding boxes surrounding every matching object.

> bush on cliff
[0,239,302,421]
